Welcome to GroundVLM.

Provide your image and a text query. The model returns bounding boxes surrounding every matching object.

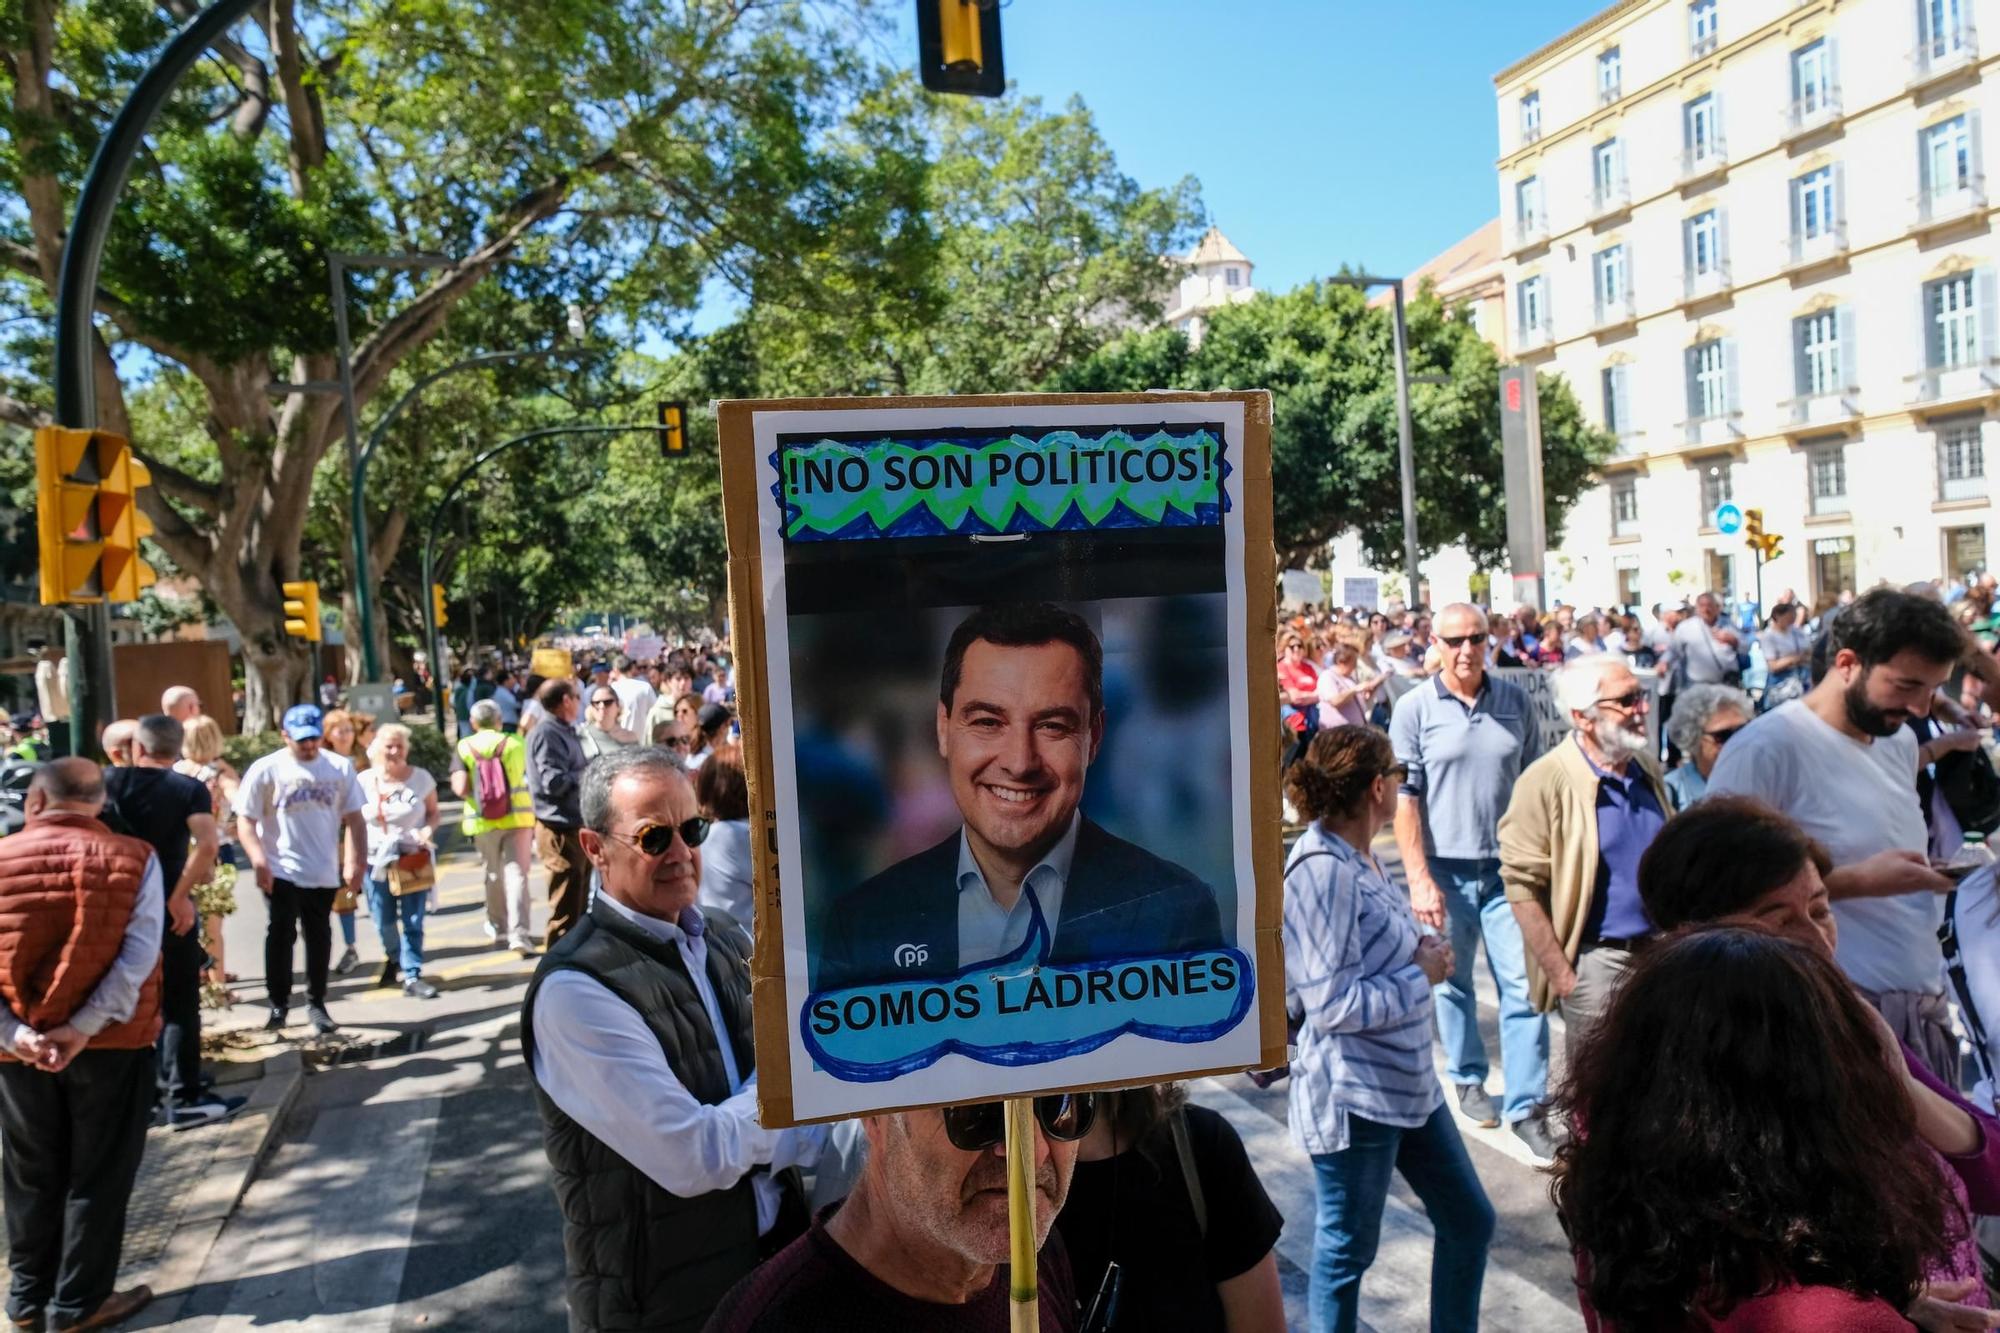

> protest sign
[719,394,1286,1125]
[529,646,573,682]
[1341,576,1379,612]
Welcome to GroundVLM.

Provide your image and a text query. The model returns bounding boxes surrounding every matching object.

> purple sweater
[1904,1037,2000,1301]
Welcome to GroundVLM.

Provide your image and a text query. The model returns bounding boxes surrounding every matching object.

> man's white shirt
[956,812,1080,968]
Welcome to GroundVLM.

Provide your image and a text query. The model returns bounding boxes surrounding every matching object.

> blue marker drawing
[798,885,1254,1083]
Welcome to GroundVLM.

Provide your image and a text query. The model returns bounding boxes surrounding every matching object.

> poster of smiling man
[719,393,1285,1125]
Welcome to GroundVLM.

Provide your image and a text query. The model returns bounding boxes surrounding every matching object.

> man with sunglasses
[815,602,1221,993]
[526,679,591,947]
[708,1092,1094,1331]
[1499,655,1671,1069]
[523,747,826,1333]
[1388,603,1549,1156]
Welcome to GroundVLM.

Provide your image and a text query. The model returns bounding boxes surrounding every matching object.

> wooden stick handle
[1006,1096,1037,1332]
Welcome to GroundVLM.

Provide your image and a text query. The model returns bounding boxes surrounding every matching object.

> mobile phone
[1933,861,1980,882]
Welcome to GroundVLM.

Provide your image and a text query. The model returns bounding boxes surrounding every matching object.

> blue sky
[990,0,1609,291]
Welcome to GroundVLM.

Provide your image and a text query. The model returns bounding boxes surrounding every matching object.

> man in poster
[816,602,1223,991]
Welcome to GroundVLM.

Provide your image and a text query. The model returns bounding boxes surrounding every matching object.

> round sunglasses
[941,1093,1096,1153]
[601,817,712,857]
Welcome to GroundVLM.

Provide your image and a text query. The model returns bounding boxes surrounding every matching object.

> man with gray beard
[1499,655,1672,1064]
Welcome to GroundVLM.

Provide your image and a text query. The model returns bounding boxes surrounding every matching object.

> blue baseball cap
[282,704,324,739]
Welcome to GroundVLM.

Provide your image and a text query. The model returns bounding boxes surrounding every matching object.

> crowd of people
[4,585,2000,1331]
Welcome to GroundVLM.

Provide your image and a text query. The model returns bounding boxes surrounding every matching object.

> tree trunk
[238,625,311,733]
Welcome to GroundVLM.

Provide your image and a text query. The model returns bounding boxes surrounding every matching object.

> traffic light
[916,0,1004,97]
[1743,508,1764,546]
[281,580,322,642]
[1762,533,1785,562]
[432,583,448,627]
[34,427,158,605]
[657,401,687,458]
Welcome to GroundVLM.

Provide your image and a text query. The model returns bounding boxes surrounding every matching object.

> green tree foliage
[2,0,921,727]
[1053,282,1616,571]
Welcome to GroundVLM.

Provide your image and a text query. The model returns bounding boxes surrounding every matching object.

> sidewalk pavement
[3,842,544,1326]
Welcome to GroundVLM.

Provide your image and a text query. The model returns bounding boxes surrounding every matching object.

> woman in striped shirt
[1283,725,1496,1333]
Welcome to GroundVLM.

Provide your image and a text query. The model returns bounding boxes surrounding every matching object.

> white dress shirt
[956,812,1080,967]
[528,891,824,1233]
[0,854,165,1053]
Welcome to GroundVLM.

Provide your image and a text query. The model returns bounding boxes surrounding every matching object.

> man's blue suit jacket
[813,817,1224,992]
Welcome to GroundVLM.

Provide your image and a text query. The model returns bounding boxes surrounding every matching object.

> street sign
[345,681,399,726]
[1714,502,1744,534]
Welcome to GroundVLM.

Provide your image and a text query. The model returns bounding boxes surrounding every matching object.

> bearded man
[1706,587,1966,1081]
[1498,655,1672,1059]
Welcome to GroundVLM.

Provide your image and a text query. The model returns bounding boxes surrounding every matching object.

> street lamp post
[421,423,655,732]
[1328,274,1424,607]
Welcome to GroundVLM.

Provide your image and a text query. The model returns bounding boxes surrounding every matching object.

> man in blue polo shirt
[1390,603,1551,1159]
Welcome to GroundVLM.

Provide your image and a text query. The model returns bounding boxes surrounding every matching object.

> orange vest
[0,811,161,1057]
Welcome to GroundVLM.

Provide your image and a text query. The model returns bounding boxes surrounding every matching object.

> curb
[132,1049,305,1327]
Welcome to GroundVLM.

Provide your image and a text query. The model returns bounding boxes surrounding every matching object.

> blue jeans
[1308,1102,1495,1333]
[1429,857,1548,1124]
[365,878,427,978]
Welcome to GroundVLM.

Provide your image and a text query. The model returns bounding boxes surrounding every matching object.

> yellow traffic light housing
[1743,508,1764,544]
[281,580,322,642]
[658,401,687,458]
[917,0,1004,97]
[432,582,448,627]
[1763,534,1784,562]
[35,427,158,605]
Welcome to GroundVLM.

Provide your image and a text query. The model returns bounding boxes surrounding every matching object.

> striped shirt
[1283,822,1442,1155]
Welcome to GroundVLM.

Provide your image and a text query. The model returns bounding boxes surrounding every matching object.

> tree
[1052,281,1616,571]
[2,0,920,728]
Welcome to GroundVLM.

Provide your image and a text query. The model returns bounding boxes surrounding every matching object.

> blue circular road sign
[1714,503,1744,534]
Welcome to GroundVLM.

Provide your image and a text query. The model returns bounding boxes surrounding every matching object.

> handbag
[377,782,438,895]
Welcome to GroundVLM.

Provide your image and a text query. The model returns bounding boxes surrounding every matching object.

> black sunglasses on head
[941,1093,1096,1152]
[603,817,712,857]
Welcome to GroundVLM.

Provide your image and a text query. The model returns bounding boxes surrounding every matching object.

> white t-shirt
[357,766,437,860]
[1672,614,1739,684]
[1706,700,1942,994]
[609,676,658,735]
[1948,868,2000,1112]
[237,748,365,887]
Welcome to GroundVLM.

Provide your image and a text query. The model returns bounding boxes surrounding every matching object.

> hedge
[222,723,455,786]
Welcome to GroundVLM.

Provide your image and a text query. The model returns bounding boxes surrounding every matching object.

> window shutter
[1792,317,1811,398]
[1714,90,1726,152]
[1924,280,1944,369]
[1978,267,1998,362]
[1682,216,1694,276]
[1971,110,1985,188]
[1615,364,1633,433]
[1685,344,1702,420]
[1828,35,1840,94]
[1833,161,1847,228]
[1839,306,1859,391]
[1725,338,1742,414]
[1718,208,1732,271]
[1788,175,1802,241]
[1790,48,1803,102]
[1919,125,1933,194]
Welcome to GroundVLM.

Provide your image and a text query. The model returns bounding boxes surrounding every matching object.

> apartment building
[1496,0,1998,611]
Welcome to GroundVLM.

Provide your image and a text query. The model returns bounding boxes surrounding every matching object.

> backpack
[471,739,512,821]
[1938,743,2000,836]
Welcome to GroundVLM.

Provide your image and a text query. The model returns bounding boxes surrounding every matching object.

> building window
[1946,525,1988,580]
[1808,443,1849,515]
[1593,138,1624,205]
[1700,459,1734,523]
[1792,39,1833,115]
[1602,363,1631,436]
[1518,275,1548,339]
[1684,93,1722,163]
[1598,47,1622,103]
[1707,550,1738,603]
[1520,91,1542,143]
[1812,537,1855,602]
[1611,477,1640,538]
[1929,273,1980,368]
[1940,419,1988,500]
[1690,0,1719,55]
[1794,166,1837,239]
[1617,561,1643,607]
[1923,115,1974,199]
[1796,310,1842,397]
[1690,339,1729,419]
[1686,209,1723,276]
[1224,267,1241,288]
[1594,244,1628,318]
[1516,176,1544,235]
[1920,0,1972,61]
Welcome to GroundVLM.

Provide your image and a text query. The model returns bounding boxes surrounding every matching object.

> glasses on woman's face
[939,1093,1096,1153]
[591,697,619,709]
[602,816,712,858]
[1378,762,1410,783]
[1705,722,1746,746]
[661,735,691,750]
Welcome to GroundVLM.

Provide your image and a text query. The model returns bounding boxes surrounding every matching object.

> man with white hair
[160,686,201,724]
[1499,655,1671,1065]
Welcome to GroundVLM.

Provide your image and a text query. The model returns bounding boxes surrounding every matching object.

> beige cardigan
[1497,738,1672,1013]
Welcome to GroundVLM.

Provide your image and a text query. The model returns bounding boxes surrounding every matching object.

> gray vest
[521,895,760,1333]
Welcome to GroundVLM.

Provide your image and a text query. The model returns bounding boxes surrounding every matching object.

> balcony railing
[1914,174,1987,231]
[1517,319,1554,354]
[1908,358,2000,406]
[1595,293,1636,329]
[1589,177,1630,221]
[1598,81,1621,106]
[1788,223,1849,270]
[1911,21,1979,87]
[1511,214,1549,253]
[1682,411,1744,448]
[1691,30,1719,58]
[1784,390,1859,428]
[1784,86,1842,139]
[1612,512,1641,540]
[1610,429,1647,460]
[1679,138,1728,186]
[1942,469,1989,502]
[1521,123,1543,146]
[1809,488,1850,517]
[1683,262,1732,303]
